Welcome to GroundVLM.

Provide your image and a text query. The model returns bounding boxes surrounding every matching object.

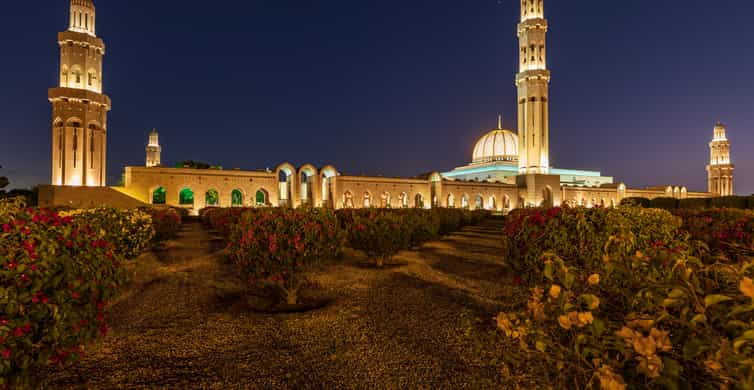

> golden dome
[472,129,519,164]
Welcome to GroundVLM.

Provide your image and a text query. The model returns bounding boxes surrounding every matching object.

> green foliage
[620,197,650,208]
[347,211,409,267]
[227,208,344,304]
[502,207,683,278]
[649,197,679,210]
[498,206,754,389]
[711,196,749,209]
[60,208,155,259]
[673,208,754,262]
[0,198,126,387]
[140,207,182,242]
[678,197,710,209]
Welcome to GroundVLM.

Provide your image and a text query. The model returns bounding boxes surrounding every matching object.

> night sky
[1,0,751,193]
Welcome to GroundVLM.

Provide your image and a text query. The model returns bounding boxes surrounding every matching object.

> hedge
[498,205,754,389]
[0,198,127,387]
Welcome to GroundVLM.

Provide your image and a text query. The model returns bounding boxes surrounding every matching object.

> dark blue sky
[1,0,751,193]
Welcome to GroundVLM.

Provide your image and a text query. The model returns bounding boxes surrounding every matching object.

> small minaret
[517,0,551,174]
[706,122,734,196]
[50,0,111,186]
[146,129,161,168]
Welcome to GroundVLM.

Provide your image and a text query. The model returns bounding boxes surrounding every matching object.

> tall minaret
[706,122,734,196]
[49,0,111,187]
[516,0,551,174]
[146,129,162,168]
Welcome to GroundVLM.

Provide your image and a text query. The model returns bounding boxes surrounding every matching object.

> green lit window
[152,187,166,205]
[206,189,219,207]
[256,190,268,206]
[231,189,243,207]
[179,188,194,206]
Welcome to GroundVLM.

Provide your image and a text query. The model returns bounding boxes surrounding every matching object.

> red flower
[13,327,24,337]
[6,262,17,269]
[2,349,10,359]
[1,224,10,233]
[70,291,81,300]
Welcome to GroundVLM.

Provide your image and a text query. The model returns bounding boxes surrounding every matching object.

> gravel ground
[46,219,525,389]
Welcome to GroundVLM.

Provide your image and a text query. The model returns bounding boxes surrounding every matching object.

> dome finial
[498,114,502,129]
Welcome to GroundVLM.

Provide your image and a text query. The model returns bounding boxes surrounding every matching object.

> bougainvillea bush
[673,208,754,262]
[202,207,251,237]
[497,206,754,388]
[501,206,683,278]
[346,210,409,267]
[227,208,343,305]
[0,198,126,387]
[60,208,155,260]
[140,207,182,242]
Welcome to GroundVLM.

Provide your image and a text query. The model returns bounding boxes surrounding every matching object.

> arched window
[447,194,455,208]
[152,187,166,205]
[381,192,390,208]
[475,195,484,210]
[205,189,219,207]
[415,194,424,209]
[488,196,496,210]
[231,189,243,207]
[503,195,511,210]
[344,191,354,208]
[179,188,194,206]
[541,187,553,208]
[399,192,408,208]
[255,189,268,206]
[363,192,372,208]
[461,195,469,210]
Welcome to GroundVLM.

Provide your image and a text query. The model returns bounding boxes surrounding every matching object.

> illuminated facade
[707,122,734,196]
[49,0,110,187]
[146,129,161,168]
[517,0,550,175]
[42,0,722,211]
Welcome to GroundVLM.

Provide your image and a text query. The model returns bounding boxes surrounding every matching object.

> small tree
[348,211,409,267]
[0,164,9,191]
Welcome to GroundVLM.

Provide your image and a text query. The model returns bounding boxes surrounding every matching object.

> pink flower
[2,349,10,359]
[1,224,10,233]
[13,328,24,337]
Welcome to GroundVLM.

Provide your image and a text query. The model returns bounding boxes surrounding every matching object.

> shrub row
[499,206,754,389]
[621,195,754,210]
[0,198,127,387]
[59,208,155,259]
[227,208,344,304]
[673,208,754,262]
[139,207,183,242]
[337,208,490,266]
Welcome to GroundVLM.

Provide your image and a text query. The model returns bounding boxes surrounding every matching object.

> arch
[320,165,338,208]
[381,191,391,208]
[179,188,194,206]
[205,189,219,207]
[65,117,83,128]
[363,192,372,208]
[488,196,497,210]
[255,189,269,206]
[610,199,616,208]
[447,193,455,208]
[541,186,553,208]
[461,194,470,210]
[415,193,425,209]
[475,195,484,210]
[299,164,317,206]
[152,187,166,205]
[70,65,83,86]
[60,65,69,86]
[600,198,606,208]
[399,192,408,208]
[276,163,295,207]
[231,189,244,207]
[503,194,511,210]
[343,190,354,208]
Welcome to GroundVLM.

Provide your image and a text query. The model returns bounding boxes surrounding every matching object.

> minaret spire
[707,122,734,196]
[49,0,110,186]
[516,0,551,174]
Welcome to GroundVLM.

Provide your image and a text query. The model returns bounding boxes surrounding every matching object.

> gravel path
[47,219,519,389]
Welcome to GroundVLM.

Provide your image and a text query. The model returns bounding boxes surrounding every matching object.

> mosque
[39,0,735,212]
